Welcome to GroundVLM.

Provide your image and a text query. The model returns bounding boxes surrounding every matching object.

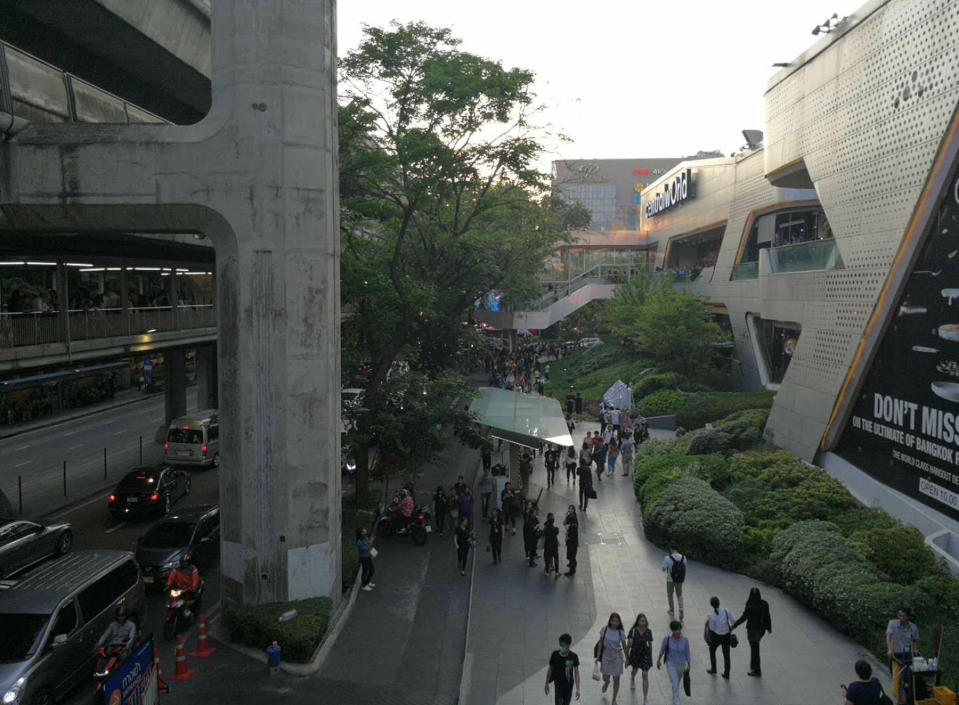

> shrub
[633,451,689,513]
[644,476,745,567]
[851,526,940,585]
[683,453,731,489]
[687,430,733,456]
[674,391,775,429]
[635,372,677,397]
[224,597,333,663]
[638,388,687,416]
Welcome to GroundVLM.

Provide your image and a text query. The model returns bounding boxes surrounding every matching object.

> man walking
[481,444,492,472]
[478,468,493,520]
[575,392,583,422]
[545,633,581,705]
[662,546,686,620]
[564,506,578,576]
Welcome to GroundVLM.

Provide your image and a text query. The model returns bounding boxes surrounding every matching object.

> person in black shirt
[577,461,593,512]
[731,587,772,677]
[566,391,575,416]
[545,633,580,705]
[574,393,583,422]
[432,486,447,536]
[454,517,471,576]
[843,660,883,705]
[545,445,560,488]
[543,512,560,576]
[523,504,540,567]
[488,508,504,564]
[564,505,579,576]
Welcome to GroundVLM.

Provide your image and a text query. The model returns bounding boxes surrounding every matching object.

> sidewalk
[0,386,154,440]
[461,421,885,705]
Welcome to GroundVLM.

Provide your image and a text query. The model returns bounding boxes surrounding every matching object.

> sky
[338,0,864,166]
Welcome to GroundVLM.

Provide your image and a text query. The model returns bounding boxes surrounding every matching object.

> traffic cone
[190,615,216,658]
[167,635,197,681]
[153,643,170,694]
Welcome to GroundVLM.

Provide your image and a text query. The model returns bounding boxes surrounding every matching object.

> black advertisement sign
[836,162,959,520]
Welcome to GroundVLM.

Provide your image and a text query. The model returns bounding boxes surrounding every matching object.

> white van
[163,409,220,468]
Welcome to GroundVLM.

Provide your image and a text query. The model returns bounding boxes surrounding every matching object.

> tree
[605,274,727,379]
[339,22,585,496]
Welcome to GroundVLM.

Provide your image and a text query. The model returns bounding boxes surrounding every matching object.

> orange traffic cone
[153,643,170,694]
[167,635,197,682]
[190,615,216,658]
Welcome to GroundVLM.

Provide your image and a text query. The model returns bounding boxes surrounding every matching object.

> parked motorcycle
[163,580,205,640]
[375,496,431,545]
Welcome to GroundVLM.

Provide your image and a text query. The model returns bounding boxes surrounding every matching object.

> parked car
[0,518,73,580]
[0,550,144,705]
[135,504,219,588]
[163,409,219,468]
[108,465,191,520]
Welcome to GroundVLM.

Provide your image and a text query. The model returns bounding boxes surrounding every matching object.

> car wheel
[57,530,73,555]
[212,453,220,468]
[30,688,53,705]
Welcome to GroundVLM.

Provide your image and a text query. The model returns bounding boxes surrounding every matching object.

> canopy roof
[470,387,574,449]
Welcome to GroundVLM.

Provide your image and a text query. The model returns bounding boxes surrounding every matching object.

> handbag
[587,488,598,499]
[370,547,378,558]
[877,680,894,705]
[725,610,739,648]
[591,661,602,682]
[682,669,691,696]
[593,627,606,661]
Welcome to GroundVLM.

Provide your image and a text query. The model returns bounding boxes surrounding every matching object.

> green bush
[851,526,940,585]
[644,476,745,566]
[635,372,678,397]
[687,430,733,456]
[224,597,333,663]
[674,392,775,429]
[682,453,731,489]
[638,388,687,416]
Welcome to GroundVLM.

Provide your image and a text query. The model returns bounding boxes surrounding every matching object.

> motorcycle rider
[96,606,137,660]
[166,553,201,617]
[396,489,415,534]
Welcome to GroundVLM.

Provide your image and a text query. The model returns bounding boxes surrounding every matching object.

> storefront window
[735,206,835,277]
[749,315,800,385]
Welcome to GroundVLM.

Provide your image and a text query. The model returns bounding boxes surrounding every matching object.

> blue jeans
[666,663,684,705]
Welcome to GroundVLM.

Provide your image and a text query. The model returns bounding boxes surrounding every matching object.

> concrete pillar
[120,267,129,336]
[164,348,187,425]
[0,0,341,607]
[168,268,179,329]
[195,344,217,410]
[55,263,70,352]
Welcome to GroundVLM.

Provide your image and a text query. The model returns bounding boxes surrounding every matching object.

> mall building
[636,0,959,561]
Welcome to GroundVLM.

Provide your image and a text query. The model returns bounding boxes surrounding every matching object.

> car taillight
[418,514,424,521]
[108,494,116,502]
[201,444,208,456]
[163,443,168,451]
[149,493,159,502]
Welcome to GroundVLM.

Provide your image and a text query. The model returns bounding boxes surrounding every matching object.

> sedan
[0,517,73,579]
[135,504,219,587]
[108,465,191,519]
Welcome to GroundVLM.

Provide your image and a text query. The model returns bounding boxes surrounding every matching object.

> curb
[457,455,483,705]
[0,393,155,441]
[211,567,363,676]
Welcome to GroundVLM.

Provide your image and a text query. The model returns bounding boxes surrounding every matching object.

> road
[0,390,197,516]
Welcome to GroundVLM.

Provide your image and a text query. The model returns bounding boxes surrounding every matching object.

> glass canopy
[469,387,574,449]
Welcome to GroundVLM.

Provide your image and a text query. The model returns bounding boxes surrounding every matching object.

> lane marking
[15,460,32,467]
[46,492,112,519]
[62,429,79,437]
[105,522,128,534]
[68,443,84,450]
[13,444,31,451]
[113,430,126,436]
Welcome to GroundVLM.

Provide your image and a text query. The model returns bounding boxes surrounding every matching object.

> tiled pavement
[461,423,888,705]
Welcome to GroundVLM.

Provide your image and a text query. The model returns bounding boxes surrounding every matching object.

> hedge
[674,391,774,429]
[637,388,687,416]
[224,597,333,663]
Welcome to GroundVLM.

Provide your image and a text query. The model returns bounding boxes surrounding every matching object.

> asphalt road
[0,390,197,516]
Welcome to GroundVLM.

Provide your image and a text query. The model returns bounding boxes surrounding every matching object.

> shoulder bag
[593,626,606,661]
[725,609,739,648]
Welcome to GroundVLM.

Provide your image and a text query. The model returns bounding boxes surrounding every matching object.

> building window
[734,206,837,278]
[747,315,800,386]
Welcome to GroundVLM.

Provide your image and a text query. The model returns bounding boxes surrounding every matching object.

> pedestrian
[481,444,492,472]
[565,445,578,484]
[488,507,504,563]
[611,406,621,433]
[448,484,461,527]
[432,485,447,536]
[620,432,634,477]
[565,413,575,434]
[543,512,560,576]
[843,660,884,705]
[545,444,560,488]
[594,441,606,485]
[523,504,540,567]
[520,451,533,497]
[886,607,920,701]
[478,468,493,520]
[566,391,575,417]
[657,620,691,705]
[356,527,375,592]
[731,587,772,677]
[662,546,686,620]
[705,596,735,679]
[454,475,467,497]
[599,403,608,435]
[578,439,592,472]
[545,633,581,705]
[564,505,579,576]
[460,486,474,527]
[577,459,594,512]
[606,438,619,478]
[594,612,627,704]
[627,613,653,702]
[502,482,518,535]
[454,516,471,576]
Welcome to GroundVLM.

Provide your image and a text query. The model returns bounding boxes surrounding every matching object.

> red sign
[634,168,650,176]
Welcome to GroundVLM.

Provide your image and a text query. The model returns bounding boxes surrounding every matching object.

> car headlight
[2,678,25,705]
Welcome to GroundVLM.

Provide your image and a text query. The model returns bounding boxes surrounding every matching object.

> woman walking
[595,612,627,704]
[523,503,540,567]
[577,459,594,511]
[705,596,735,678]
[488,507,504,564]
[606,438,620,478]
[627,613,653,703]
[432,485,447,536]
[459,487,475,527]
[731,587,772,677]
[565,446,578,484]
[543,512,560,576]
[454,516,471,576]
[620,433,635,477]
[501,482,517,535]
[657,620,691,705]
[356,527,375,592]
[564,505,579,576]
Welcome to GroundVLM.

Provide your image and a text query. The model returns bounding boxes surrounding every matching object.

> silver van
[163,409,220,468]
[0,550,145,705]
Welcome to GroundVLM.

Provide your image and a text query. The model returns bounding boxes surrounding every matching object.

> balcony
[733,261,759,280]
[761,238,843,274]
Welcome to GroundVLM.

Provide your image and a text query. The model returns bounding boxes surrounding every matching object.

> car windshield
[0,613,49,662]
[141,522,195,548]
[117,470,159,491]
[167,428,203,444]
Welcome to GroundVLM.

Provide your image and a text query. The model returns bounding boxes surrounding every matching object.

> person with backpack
[704,596,736,679]
[662,547,686,620]
[657,620,691,705]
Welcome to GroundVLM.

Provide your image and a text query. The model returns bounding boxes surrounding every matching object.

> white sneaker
[361,585,373,591]
[367,583,375,587]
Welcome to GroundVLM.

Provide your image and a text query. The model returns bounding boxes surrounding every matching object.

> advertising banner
[836,163,959,519]
[102,638,158,705]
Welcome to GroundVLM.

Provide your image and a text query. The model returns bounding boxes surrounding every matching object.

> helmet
[115,606,128,619]
[179,553,193,567]
[398,489,409,499]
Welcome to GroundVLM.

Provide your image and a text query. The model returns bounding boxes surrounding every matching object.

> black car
[108,465,191,519]
[135,504,219,588]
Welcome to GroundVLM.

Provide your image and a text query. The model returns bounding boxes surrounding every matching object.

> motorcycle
[375,496,431,545]
[93,640,137,700]
[163,580,205,640]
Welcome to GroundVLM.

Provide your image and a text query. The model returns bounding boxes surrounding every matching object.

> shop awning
[469,387,574,448]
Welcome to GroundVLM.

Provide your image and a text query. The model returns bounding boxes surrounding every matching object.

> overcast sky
[338,0,864,166]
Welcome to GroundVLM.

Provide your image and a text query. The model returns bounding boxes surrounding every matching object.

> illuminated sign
[643,169,692,218]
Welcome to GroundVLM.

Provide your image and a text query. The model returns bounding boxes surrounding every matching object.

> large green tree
[339,22,587,495]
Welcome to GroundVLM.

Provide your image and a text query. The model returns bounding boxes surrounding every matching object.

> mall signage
[643,169,692,217]
[837,163,959,519]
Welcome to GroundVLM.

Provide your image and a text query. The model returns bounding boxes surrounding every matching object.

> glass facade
[736,206,837,276]
[558,183,616,230]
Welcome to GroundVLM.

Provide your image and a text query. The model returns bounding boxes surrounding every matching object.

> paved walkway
[461,422,886,705]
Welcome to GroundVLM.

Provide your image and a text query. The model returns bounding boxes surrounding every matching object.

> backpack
[669,554,686,583]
